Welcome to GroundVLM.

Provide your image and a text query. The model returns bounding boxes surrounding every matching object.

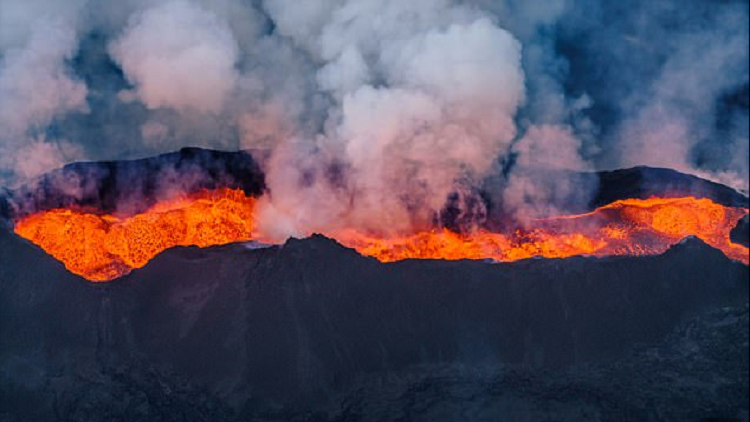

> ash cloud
[0,0,747,234]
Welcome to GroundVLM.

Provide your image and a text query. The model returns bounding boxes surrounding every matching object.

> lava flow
[336,197,749,265]
[13,191,750,282]
[14,188,258,282]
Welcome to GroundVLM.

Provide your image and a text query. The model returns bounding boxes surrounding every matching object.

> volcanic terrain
[0,149,748,422]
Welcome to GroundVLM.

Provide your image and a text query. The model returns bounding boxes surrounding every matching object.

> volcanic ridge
[0,149,748,422]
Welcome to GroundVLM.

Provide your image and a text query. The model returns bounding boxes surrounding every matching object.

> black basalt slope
[732,215,750,247]
[1,151,749,421]
[1,226,748,422]
[593,166,749,209]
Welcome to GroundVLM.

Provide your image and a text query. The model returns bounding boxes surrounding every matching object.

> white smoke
[256,2,527,238]
[0,0,747,234]
[0,6,88,185]
[617,8,750,191]
[503,124,592,221]
[0,0,86,50]
[13,138,85,181]
[110,0,240,114]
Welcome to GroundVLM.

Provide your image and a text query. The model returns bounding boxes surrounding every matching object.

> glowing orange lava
[336,197,749,265]
[14,188,257,281]
[13,191,750,282]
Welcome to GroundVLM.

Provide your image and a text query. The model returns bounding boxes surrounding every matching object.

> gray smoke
[0,0,747,236]
[0,0,88,182]
[560,0,749,191]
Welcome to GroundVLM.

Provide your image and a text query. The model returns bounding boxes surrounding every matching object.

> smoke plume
[0,0,747,236]
[110,1,241,114]
[0,1,88,182]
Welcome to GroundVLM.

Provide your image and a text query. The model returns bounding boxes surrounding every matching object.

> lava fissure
[13,189,750,282]
[14,188,258,281]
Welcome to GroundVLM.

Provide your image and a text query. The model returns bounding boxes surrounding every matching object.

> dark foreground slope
[1,225,748,422]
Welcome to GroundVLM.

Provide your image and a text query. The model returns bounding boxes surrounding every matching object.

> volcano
[1,149,748,422]
[4,148,748,282]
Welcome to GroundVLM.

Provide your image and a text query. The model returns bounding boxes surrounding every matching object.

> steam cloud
[110,1,240,114]
[0,2,88,181]
[0,0,748,236]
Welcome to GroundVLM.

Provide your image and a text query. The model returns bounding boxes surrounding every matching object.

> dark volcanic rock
[2,148,747,226]
[593,166,749,209]
[1,226,748,421]
[732,215,750,247]
[3,148,266,220]
[316,305,750,422]
[0,193,9,231]
[473,166,748,232]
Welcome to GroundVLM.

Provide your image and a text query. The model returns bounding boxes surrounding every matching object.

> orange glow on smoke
[13,191,750,282]
[14,189,257,281]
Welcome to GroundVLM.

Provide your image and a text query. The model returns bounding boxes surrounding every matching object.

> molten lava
[13,190,750,282]
[336,197,749,265]
[14,189,257,281]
